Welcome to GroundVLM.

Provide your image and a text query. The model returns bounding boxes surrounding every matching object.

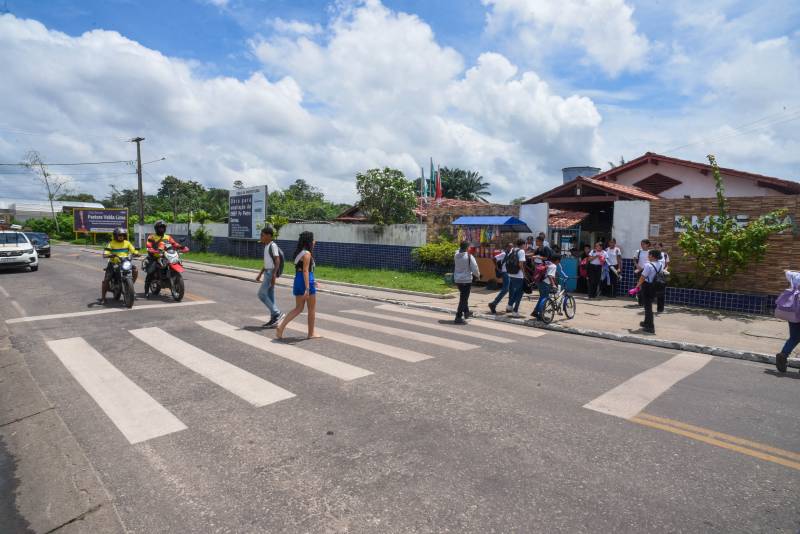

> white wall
[612,161,784,198]
[519,202,549,238]
[136,222,427,247]
[612,200,650,257]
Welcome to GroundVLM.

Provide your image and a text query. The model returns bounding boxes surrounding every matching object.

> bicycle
[540,276,576,324]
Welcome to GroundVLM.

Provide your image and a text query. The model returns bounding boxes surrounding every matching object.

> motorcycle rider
[144,220,188,297]
[100,227,138,304]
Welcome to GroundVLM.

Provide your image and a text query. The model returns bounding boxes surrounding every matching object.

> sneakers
[509,312,522,318]
[263,312,285,329]
[488,302,497,314]
[776,352,788,373]
[454,317,467,325]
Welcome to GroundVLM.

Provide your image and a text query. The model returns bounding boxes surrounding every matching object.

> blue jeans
[535,282,550,315]
[781,321,800,355]
[257,269,280,318]
[508,277,525,312]
[491,272,510,307]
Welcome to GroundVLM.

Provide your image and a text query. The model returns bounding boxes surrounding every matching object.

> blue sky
[1,0,799,202]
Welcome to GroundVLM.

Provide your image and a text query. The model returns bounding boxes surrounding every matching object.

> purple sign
[73,209,128,234]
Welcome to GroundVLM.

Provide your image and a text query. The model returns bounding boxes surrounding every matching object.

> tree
[355,168,417,225]
[676,155,791,289]
[203,188,229,222]
[232,179,246,190]
[268,179,349,221]
[24,150,68,233]
[157,175,206,223]
[607,156,626,169]
[418,167,492,201]
[510,196,526,205]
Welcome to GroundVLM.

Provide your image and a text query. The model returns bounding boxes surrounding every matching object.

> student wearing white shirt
[506,238,528,318]
[633,239,651,305]
[533,254,561,320]
[453,242,481,324]
[587,242,606,299]
[657,242,670,271]
[488,242,514,314]
[255,226,285,328]
[633,249,663,334]
[604,238,622,297]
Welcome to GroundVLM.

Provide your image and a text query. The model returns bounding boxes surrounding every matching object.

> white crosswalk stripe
[283,322,432,363]
[197,319,373,381]
[315,312,478,350]
[374,304,547,338]
[342,309,512,344]
[130,327,296,407]
[47,337,187,444]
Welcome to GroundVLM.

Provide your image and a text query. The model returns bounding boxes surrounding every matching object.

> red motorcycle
[144,241,189,301]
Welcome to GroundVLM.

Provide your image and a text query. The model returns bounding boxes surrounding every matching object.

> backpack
[532,262,548,284]
[269,242,286,278]
[494,253,505,278]
[650,262,667,287]
[505,248,521,275]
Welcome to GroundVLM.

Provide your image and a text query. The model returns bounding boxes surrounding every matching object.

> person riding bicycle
[144,220,187,297]
[100,227,138,304]
[532,254,561,320]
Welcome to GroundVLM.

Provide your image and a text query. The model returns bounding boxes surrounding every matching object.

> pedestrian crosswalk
[44,304,548,445]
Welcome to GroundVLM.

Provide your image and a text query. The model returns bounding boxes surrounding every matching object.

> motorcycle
[144,242,188,301]
[109,255,137,309]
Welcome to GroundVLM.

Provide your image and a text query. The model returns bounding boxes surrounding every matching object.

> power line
[0,159,134,166]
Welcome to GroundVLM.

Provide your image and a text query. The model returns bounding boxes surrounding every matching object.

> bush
[193,225,213,253]
[412,239,459,269]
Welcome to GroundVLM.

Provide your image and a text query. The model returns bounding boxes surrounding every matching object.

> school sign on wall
[228,185,268,240]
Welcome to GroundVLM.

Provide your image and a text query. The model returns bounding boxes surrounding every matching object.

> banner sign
[73,209,128,234]
[229,185,268,240]
[674,213,797,235]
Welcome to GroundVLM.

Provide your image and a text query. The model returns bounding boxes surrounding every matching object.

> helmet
[154,220,167,235]
[112,227,127,240]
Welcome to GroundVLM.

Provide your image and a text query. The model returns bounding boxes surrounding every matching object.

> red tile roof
[595,152,800,194]
[581,177,660,200]
[548,209,589,228]
[523,175,658,204]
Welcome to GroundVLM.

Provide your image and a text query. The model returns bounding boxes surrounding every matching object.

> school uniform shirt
[263,241,278,270]
[507,248,527,279]
[544,262,558,286]
[659,252,670,270]
[636,249,649,270]
[532,246,553,264]
[605,246,621,267]
[453,251,480,284]
[641,262,660,283]
[589,250,606,266]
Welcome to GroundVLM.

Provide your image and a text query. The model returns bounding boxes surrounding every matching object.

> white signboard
[229,185,268,240]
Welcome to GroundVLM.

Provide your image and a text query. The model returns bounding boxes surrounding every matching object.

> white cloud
[0,2,603,203]
[205,0,229,7]
[269,17,323,36]
[483,0,650,77]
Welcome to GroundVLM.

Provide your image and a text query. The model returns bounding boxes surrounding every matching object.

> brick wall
[648,196,800,294]
[426,204,520,242]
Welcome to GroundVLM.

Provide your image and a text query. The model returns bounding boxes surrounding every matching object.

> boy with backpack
[488,242,514,314]
[505,238,528,318]
[632,249,665,334]
[256,225,286,328]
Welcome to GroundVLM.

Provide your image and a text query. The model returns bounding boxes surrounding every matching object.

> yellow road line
[637,413,800,462]
[631,415,800,471]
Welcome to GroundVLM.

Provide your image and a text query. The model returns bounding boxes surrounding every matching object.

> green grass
[183,251,453,294]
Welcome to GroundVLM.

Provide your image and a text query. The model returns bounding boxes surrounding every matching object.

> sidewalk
[184,260,797,368]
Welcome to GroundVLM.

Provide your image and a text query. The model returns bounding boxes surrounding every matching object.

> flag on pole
[435,165,443,201]
[420,166,425,199]
[429,158,435,199]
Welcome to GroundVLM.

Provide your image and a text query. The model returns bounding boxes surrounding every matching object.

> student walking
[255,226,285,328]
[605,238,622,297]
[587,242,606,299]
[774,270,800,373]
[633,239,651,305]
[454,242,480,324]
[506,239,528,318]
[488,242,513,314]
[276,231,319,340]
[632,249,663,334]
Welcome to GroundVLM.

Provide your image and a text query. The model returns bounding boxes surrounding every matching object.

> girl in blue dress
[276,231,319,339]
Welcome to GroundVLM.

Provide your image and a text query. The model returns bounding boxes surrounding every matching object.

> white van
[0,230,39,272]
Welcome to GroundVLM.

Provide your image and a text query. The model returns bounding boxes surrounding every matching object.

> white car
[0,230,39,272]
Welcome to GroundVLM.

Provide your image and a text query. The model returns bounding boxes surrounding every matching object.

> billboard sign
[73,208,128,234]
[229,185,268,239]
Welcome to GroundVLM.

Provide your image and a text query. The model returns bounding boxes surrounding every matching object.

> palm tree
[440,167,492,202]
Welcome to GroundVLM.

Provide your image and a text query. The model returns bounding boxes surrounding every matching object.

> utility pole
[130,137,145,248]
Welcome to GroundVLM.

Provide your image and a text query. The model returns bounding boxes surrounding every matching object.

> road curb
[182,260,456,299]
[174,254,798,370]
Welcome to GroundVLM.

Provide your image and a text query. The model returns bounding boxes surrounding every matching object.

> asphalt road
[1,245,798,533]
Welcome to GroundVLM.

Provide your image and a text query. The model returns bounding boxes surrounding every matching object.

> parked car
[0,231,38,272]
[24,232,51,258]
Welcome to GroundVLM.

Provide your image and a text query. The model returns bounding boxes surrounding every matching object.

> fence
[135,222,427,271]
